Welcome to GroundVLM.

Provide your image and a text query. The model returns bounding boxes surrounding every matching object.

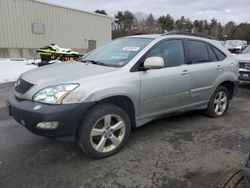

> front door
[139,39,191,119]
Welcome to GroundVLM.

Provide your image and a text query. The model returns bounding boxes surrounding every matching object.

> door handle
[181,69,190,75]
[217,65,223,70]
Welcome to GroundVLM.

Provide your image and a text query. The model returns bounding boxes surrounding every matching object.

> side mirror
[143,57,165,70]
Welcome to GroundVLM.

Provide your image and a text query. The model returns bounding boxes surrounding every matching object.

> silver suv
[7,33,239,159]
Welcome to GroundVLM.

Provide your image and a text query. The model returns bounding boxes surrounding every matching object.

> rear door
[185,39,226,103]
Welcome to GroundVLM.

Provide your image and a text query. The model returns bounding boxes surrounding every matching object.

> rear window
[187,40,210,63]
[212,46,226,61]
[187,40,227,63]
[207,44,218,62]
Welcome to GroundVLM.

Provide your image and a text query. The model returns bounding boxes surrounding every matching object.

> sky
[42,0,249,24]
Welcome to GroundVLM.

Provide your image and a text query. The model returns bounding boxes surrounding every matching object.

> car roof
[126,33,215,42]
[126,33,232,56]
[126,34,161,39]
[126,32,215,40]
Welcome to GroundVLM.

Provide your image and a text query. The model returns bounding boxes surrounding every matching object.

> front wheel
[205,86,230,118]
[77,103,131,159]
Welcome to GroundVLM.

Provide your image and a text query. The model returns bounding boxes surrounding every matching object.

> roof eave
[32,0,112,19]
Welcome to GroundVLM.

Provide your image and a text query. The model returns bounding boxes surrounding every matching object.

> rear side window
[212,46,226,61]
[187,40,210,63]
[207,44,218,62]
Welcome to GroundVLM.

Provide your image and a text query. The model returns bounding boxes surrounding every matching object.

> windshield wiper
[80,59,107,66]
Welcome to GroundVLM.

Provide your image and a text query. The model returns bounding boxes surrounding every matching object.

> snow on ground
[0,59,38,84]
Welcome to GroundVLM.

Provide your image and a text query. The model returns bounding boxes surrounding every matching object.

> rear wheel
[77,103,131,159]
[205,86,230,118]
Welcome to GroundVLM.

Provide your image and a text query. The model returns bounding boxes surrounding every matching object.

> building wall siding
[0,0,112,50]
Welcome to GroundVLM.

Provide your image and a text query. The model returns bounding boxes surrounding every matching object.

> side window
[207,44,218,62]
[146,40,185,67]
[187,40,210,63]
[212,46,226,61]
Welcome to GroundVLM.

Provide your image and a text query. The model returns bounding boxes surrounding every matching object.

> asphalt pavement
[0,84,250,188]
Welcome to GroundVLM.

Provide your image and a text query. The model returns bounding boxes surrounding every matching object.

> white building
[0,0,112,58]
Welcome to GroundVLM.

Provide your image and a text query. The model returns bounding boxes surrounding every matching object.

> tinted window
[187,40,210,63]
[207,44,218,62]
[146,40,185,67]
[212,47,226,61]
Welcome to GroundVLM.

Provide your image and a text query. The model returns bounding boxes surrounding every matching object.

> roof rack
[162,31,214,39]
[131,32,145,35]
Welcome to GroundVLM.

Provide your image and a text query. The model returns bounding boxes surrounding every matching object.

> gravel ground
[0,83,250,188]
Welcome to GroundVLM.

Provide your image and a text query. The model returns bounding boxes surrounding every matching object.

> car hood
[234,54,250,62]
[21,61,118,85]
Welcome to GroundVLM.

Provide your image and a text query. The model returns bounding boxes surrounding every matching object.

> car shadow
[239,82,250,89]
[3,110,203,169]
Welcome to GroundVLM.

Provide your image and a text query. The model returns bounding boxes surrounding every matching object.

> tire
[213,168,245,188]
[205,86,230,118]
[77,103,131,159]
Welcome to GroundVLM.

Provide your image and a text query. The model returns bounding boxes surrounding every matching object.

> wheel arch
[98,95,137,128]
[219,80,236,99]
[83,95,137,128]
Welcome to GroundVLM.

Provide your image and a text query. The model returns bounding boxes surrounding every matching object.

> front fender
[85,86,140,115]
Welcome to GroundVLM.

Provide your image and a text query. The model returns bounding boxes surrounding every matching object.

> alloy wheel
[90,114,126,153]
[214,90,228,116]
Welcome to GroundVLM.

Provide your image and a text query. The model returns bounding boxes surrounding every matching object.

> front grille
[239,62,245,69]
[15,78,34,94]
[239,62,250,70]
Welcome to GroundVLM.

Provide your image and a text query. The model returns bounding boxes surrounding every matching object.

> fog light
[36,122,59,130]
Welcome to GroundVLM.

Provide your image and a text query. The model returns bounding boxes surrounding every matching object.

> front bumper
[7,93,94,138]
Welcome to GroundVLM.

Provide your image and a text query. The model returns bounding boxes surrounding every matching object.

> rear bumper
[7,93,94,138]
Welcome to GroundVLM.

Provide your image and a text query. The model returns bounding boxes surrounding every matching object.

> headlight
[33,84,79,104]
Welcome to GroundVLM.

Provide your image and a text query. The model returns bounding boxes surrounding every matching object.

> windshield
[81,38,153,67]
[242,45,250,54]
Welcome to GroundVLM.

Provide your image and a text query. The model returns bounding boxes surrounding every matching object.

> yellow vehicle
[37,43,82,67]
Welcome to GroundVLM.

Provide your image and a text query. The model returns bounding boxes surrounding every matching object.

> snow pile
[0,59,38,84]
